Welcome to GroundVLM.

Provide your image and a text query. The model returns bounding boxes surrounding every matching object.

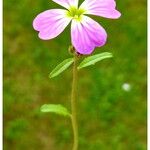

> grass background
[4,0,147,149]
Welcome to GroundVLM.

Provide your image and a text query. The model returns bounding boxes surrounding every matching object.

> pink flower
[33,0,121,55]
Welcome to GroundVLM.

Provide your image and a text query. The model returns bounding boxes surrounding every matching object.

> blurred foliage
[4,0,147,150]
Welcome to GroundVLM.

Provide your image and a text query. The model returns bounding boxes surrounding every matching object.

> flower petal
[79,0,121,19]
[71,16,107,55]
[52,0,78,9]
[33,9,71,40]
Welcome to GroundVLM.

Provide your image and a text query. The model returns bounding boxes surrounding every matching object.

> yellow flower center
[67,7,85,21]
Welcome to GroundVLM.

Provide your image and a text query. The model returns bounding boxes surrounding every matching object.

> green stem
[71,54,78,150]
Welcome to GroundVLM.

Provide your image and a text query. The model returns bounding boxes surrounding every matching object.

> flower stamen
[66,6,85,21]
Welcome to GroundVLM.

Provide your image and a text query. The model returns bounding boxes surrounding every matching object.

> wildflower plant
[33,0,121,149]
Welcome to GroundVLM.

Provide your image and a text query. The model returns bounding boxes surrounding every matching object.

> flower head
[33,0,121,55]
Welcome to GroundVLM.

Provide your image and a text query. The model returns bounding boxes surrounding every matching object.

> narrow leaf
[49,58,74,78]
[40,104,71,117]
[78,52,113,69]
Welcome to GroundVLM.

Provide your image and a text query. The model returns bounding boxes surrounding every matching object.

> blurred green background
[4,0,147,150]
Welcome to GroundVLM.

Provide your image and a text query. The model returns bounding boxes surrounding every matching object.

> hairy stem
[71,54,78,150]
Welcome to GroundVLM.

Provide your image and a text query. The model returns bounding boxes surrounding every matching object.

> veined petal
[52,0,78,9]
[71,16,107,55]
[33,9,71,40]
[79,0,121,19]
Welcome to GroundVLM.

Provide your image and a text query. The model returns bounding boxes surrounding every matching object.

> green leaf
[78,52,113,69]
[49,58,74,78]
[40,104,71,117]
